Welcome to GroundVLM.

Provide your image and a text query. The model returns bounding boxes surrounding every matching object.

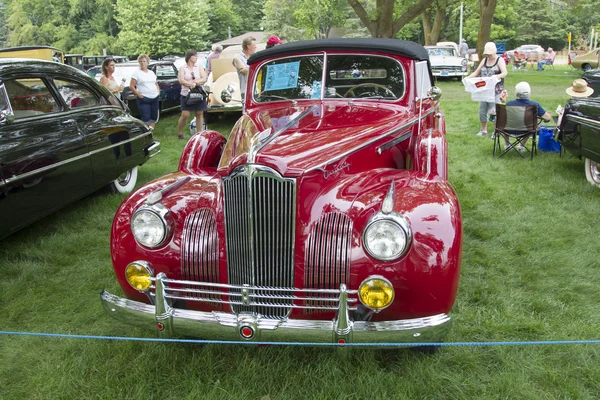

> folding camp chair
[493,104,539,160]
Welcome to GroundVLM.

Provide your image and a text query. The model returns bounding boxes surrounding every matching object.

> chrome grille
[181,209,220,305]
[222,165,296,318]
[304,212,353,313]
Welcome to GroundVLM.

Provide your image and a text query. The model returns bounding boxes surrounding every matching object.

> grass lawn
[2,65,600,399]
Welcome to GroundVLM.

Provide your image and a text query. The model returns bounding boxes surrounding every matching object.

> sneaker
[516,145,527,154]
[476,130,487,136]
[490,133,496,139]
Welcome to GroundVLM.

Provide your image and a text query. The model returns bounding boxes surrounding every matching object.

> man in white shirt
[233,36,257,99]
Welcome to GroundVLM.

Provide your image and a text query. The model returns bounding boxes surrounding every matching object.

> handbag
[185,86,207,106]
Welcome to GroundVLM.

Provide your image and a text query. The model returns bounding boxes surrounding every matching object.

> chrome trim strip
[376,131,412,155]
[147,141,161,158]
[151,277,358,294]
[4,130,152,185]
[306,115,428,173]
[146,176,191,205]
[569,114,600,129]
[101,289,452,343]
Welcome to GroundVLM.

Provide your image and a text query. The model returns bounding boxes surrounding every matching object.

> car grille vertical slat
[181,209,220,306]
[223,166,296,319]
[304,212,353,314]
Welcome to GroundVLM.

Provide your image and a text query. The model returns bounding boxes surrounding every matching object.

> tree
[347,0,434,38]
[115,0,210,56]
[475,0,496,59]
[205,0,242,43]
[294,0,348,39]
[422,0,446,45]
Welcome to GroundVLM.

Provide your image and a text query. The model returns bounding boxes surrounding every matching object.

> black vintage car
[0,59,160,239]
[558,97,600,186]
[582,69,600,98]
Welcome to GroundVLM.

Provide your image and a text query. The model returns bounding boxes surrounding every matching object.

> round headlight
[131,209,167,248]
[359,276,394,310]
[363,218,409,261]
[125,262,154,292]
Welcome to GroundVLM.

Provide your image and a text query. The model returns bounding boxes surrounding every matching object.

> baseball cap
[515,82,531,97]
[267,36,283,46]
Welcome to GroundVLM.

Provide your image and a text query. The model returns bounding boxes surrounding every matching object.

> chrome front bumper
[101,275,451,344]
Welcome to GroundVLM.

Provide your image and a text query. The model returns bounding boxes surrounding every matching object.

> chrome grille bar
[223,165,296,318]
[304,212,353,313]
[181,209,220,304]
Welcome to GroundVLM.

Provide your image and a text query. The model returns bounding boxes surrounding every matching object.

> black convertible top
[248,38,430,65]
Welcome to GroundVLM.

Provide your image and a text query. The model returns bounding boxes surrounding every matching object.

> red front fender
[178,130,226,174]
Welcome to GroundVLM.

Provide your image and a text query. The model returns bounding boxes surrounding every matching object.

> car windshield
[427,48,457,57]
[253,54,404,102]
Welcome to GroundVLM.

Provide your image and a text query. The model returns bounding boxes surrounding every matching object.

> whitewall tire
[110,167,138,193]
[584,158,600,187]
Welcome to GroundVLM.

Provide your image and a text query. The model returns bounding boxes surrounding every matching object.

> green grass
[2,65,600,399]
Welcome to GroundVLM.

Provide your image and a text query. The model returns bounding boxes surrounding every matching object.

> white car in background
[425,45,468,81]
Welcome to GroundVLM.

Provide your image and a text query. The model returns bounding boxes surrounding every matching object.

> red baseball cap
[267,36,283,46]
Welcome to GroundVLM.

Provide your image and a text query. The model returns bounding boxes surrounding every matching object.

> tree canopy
[0,0,599,56]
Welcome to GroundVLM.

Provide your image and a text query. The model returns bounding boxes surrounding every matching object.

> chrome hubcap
[117,170,131,186]
[591,161,600,183]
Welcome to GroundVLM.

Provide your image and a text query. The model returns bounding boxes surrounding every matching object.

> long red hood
[219,102,414,176]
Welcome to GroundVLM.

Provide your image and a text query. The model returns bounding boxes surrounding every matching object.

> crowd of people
[98,35,284,139]
[463,40,594,153]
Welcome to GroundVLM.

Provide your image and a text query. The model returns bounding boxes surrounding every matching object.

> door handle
[62,119,75,124]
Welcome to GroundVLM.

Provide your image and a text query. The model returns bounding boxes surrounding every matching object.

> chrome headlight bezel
[362,212,412,261]
[358,275,395,311]
[131,204,171,248]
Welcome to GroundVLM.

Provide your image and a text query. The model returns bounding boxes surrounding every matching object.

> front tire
[582,64,592,72]
[109,167,138,193]
[584,158,600,187]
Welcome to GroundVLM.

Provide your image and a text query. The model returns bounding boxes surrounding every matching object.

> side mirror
[0,109,14,125]
[427,86,442,101]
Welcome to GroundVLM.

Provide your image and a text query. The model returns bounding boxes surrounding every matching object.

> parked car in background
[571,49,600,71]
[0,59,160,239]
[426,45,467,80]
[582,68,600,98]
[205,43,266,118]
[65,54,84,70]
[101,38,462,345]
[558,97,600,186]
[109,61,182,120]
[506,44,545,60]
[0,46,64,63]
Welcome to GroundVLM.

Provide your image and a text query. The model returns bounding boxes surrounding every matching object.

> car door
[51,76,149,188]
[0,76,93,237]
[153,63,180,110]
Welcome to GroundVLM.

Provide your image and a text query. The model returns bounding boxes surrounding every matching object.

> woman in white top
[177,49,207,140]
[129,54,160,128]
[100,58,124,94]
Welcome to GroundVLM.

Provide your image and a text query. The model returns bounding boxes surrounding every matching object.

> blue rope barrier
[1,330,600,347]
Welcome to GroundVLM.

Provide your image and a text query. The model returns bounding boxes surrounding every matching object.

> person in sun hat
[266,35,284,49]
[467,41,508,136]
[565,79,594,97]
[556,79,594,125]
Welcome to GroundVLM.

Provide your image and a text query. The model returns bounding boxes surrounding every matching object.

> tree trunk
[423,5,446,45]
[476,0,497,61]
[348,0,434,38]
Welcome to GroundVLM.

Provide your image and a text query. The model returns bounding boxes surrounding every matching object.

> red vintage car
[101,39,462,344]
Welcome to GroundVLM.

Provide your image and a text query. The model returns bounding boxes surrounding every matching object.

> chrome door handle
[62,119,75,124]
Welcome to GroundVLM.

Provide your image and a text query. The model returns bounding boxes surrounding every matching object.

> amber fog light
[125,261,154,292]
[358,276,394,311]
